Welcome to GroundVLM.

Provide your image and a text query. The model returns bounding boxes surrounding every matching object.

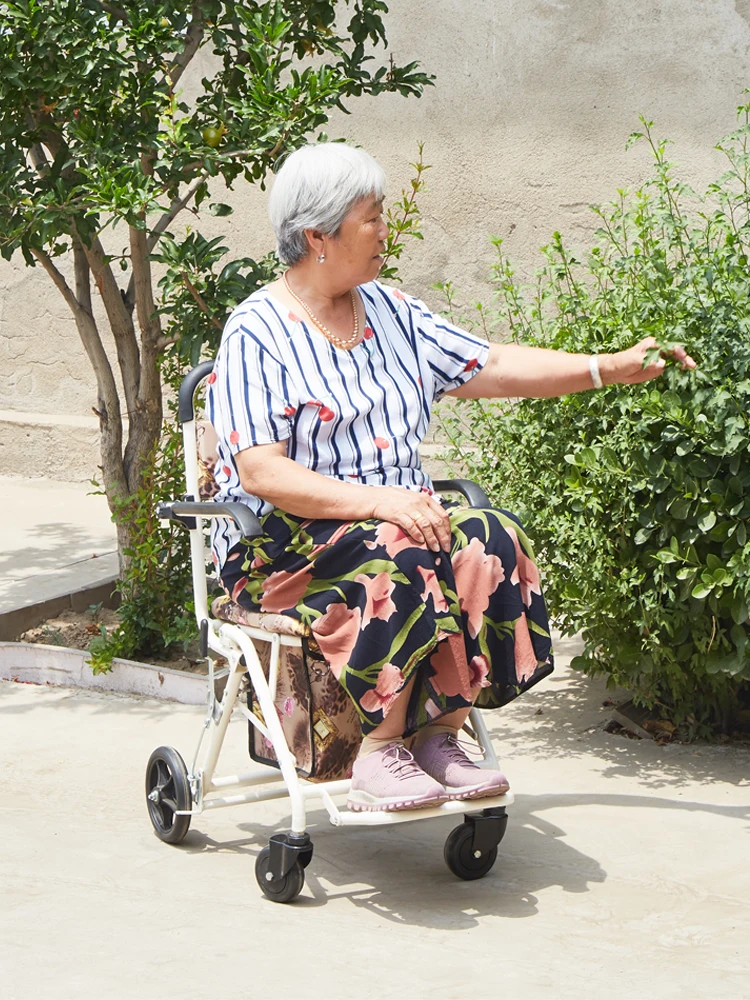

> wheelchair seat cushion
[211,594,311,639]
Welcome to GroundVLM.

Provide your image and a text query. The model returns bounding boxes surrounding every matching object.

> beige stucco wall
[2,0,750,479]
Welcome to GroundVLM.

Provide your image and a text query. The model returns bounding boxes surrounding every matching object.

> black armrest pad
[157,501,262,538]
[433,479,492,508]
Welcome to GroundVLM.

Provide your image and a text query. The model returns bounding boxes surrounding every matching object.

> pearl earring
[317,253,326,264]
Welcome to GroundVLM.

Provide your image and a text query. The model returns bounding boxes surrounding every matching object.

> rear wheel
[145,746,191,844]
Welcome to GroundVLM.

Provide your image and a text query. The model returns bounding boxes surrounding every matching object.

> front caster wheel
[145,746,191,844]
[444,822,498,881]
[255,847,305,903]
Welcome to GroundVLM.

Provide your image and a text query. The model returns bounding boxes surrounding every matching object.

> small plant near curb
[442,106,750,736]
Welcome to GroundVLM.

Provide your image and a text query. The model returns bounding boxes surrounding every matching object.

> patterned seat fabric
[211,594,312,639]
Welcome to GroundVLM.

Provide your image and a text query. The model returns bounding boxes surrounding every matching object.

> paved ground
[2,631,749,1000]
[0,476,117,614]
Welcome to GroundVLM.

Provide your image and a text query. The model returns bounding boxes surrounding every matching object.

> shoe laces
[441,732,486,766]
[382,743,427,781]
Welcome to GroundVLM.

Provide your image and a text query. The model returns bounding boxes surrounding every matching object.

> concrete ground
[2,477,749,999]
[2,633,749,1000]
[0,476,117,616]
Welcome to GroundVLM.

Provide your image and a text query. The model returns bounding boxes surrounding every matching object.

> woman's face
[324,193,389,286]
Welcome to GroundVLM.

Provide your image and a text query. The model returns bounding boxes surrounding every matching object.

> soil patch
[17,607,207,674]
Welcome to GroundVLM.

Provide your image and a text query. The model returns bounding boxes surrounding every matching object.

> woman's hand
[370,487,452,552]
[601,337,696,385]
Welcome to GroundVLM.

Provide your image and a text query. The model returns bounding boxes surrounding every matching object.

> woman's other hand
[370,488,452,552]
[601,337,697,385]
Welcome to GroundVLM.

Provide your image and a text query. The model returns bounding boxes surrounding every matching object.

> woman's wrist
[594,352,618,387]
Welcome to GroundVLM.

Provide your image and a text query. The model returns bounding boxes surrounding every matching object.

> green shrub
[88,415,195,672]
[442,110,750,735]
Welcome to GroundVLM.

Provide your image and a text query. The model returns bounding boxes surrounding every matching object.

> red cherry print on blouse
[373,436,390,449]
[363,325,374,339]
[417,376,423,387]
[420,486,434,495]
[308,400,322,407]
[393,290,406,301]
[318,406,335,421]
[207,371,217,384]
[229,430,240,445]
[464,358,479,371]
[289,311,302,323]
[284,405,297,417]
[222,465,232,477]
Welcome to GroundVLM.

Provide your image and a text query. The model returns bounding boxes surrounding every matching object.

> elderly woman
[207,143,694,813]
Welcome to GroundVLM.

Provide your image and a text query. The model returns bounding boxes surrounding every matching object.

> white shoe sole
[347,789,449,812]
[443,780,510,801]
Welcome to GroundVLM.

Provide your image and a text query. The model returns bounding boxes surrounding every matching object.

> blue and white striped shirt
[206,280,490,568]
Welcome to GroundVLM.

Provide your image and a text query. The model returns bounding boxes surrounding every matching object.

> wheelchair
[146,361,512,903]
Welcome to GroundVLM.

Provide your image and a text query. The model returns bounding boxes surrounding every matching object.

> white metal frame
[166,411,513,838]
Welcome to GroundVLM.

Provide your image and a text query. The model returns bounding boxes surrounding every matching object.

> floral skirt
[219,504,553,736]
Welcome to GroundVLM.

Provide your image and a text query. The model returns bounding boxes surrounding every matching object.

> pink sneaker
[347,742,449,812]
[413,732,510,801]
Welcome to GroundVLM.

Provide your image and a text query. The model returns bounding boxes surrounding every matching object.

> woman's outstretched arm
[446,337,696,400]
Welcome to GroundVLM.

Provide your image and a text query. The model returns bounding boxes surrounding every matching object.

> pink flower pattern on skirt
[513,612,539,681]
[260,567,313,613]
[310,602,363,678]
[220,505,552,734]
[355,571,397,628]
[364,520,423,558]
[360,662,405,715]
[469,653,491,689]
[416,565,449,613]
[503,524,542,608]
[452,535,506,638]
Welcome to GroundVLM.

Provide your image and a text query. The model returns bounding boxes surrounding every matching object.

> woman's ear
[304,228,326,259]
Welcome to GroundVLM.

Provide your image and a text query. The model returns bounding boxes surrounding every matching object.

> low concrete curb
[0,572,120,642]
[0,642,206,705]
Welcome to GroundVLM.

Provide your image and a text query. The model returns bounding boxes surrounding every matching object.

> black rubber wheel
[255,847,305,903]
[444,822,498,881]
[145,746,192,844]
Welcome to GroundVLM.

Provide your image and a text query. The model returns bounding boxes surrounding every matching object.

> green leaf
[697,510,717,532]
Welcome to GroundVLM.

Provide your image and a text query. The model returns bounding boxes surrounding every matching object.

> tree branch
[31,247,126,500]
[28,143,49,176]
[126,221,164,490]
[124,170,209,307]
[82,234,141,420]
[73,238,92,314]
[30,247,80,314]
[168,2,206,89]
[180,271,224,329]
[98,1,128,21]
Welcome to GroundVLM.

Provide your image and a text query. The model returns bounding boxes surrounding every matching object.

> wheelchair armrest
[157,500,263,538]
[432,479,492,508]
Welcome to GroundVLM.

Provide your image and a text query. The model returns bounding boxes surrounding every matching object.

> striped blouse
[206,279,490,569]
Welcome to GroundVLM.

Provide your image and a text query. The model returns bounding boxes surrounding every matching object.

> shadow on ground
[0,522,116,581]
[493,635,750,789]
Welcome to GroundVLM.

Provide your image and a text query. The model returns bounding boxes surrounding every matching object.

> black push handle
[177,360,215,423]
[433,479,491,508]
[157,500,262,538]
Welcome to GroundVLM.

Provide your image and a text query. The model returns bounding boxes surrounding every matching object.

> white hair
[268,143,387,266]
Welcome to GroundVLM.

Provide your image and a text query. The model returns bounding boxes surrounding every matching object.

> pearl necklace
[283,272,360,349]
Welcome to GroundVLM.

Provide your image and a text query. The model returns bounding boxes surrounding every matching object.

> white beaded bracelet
[589,354,603,389]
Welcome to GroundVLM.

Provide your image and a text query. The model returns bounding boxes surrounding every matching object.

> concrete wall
[2,0,750,479]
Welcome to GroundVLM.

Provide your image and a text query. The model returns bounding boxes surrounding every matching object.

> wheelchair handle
[178,360,215,423]
[158,500,263,538]
[432,479,492,508]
